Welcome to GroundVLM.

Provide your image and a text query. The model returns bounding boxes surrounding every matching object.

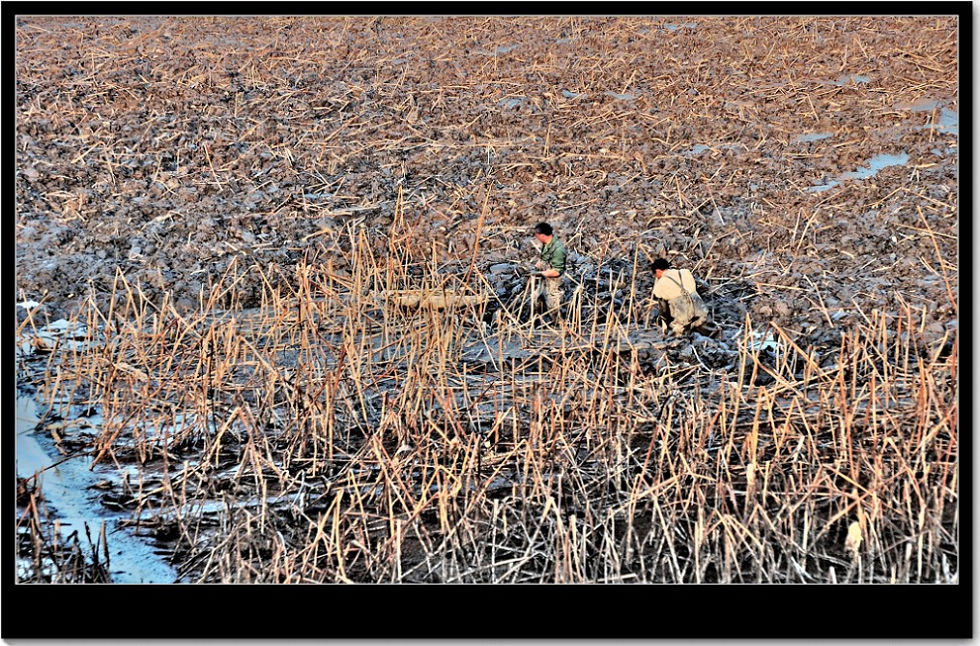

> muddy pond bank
[16,390,177,583]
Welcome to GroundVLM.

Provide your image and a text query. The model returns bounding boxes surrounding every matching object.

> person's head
[533,222,553,243]
[653,257,670,279]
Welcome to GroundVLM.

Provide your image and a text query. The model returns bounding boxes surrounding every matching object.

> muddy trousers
[530,276,563,321]
[665,292,708,335]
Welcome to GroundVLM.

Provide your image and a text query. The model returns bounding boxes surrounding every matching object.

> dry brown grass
[17,219,957,584]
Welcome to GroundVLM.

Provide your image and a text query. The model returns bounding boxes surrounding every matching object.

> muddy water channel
[16,391,177,583]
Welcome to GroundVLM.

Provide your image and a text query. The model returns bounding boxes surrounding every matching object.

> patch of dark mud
[15,16,957,335]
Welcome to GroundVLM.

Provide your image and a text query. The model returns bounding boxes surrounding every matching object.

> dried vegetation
[16,16,958,583]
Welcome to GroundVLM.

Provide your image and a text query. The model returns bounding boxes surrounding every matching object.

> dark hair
[533,222,553,236]
[652,258,670,271]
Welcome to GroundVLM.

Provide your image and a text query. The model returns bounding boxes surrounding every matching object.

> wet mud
[15,16,958,585]
[15,16,956,337]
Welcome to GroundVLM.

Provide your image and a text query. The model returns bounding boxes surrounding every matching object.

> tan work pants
[666,291,708,335]
[530,275,563,320]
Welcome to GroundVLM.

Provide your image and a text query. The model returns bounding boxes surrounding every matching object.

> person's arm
[530,259,551,277]
[652,279,665,300]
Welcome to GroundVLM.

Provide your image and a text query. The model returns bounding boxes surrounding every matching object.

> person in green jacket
[530,222,567,323]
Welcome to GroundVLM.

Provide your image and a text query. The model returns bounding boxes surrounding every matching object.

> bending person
[652,257,709,336]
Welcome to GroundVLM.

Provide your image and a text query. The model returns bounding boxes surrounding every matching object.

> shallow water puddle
[687,143,740,155]
[917,108,958,136]
[737,330,784,356]
[830,74,871,86]
[18,318,94,356]
[498,96,530,111]
[898,99,958,136]
[840,152,910,180]
[16,393,177,583]
[807,151,909,193]
[793,132,833,143]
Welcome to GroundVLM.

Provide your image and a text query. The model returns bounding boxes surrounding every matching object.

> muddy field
[15,15,958,588]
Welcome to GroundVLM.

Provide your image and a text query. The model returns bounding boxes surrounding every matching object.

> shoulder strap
[665,272,689,295]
